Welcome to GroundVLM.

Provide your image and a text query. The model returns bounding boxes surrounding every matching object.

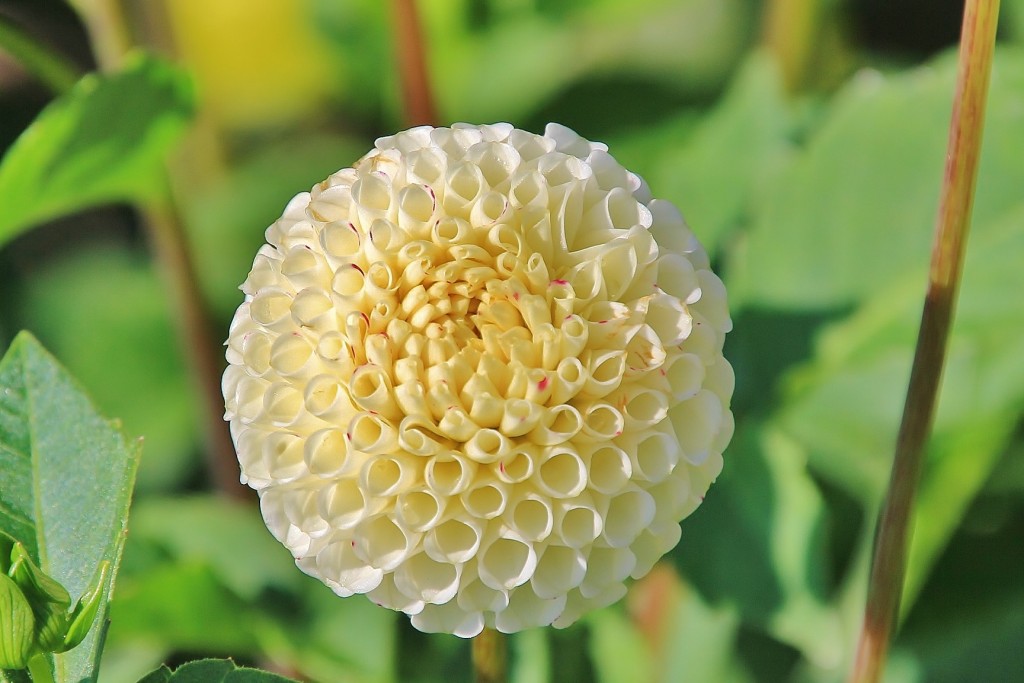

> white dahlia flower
[223,123,734,637]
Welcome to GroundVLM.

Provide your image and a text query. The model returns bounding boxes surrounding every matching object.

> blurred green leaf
[311,0,394,126]
[127,495,302,600]
[732,48,1024,310]
[106,562,261,657]
[419,0,749,124]
[510,629,550,683]
[586,606,654,683]
[645,52,795,256]
[106,542,395,683]
[0,52,193,245]
[895,505,1024,683]
[136,659,298,683]
[261,586,396,683]
[1007,0,1024,42]
[673,424,842,666]
[659,576,751,683]
[0,332,140,682]
[19,246,198,492]
[778,205,1024,607]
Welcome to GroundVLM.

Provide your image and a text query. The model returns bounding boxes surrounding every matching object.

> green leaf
[135,666,172,683]
[0,52,194,245]
[18,246,198,493]
[0,573,34,669]
[0,332,140,682]
[673,423,842,664]
[777,205,1024,607]
[138,659,298,683]
[61,561,110,652]
[7,543,71,653]
[510,629,550,683]
[645,52,795,256]
[261,584,396,683]
[424,0,748,125]
[732,48,1024,310]
[586,607,655,683]
[659,577,751,683]
[126,495,303,600]
[895,508,1024,683]
[105,563,261,656]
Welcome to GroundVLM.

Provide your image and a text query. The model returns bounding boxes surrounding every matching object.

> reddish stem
[391,0,439,126]
[847,2,1000,681]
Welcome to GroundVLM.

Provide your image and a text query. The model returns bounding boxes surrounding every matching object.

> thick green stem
[0,14,81,93]
[391,0,439,126]
[847,2,1000,682]
[26,654,55,683]
[472,628,506,683]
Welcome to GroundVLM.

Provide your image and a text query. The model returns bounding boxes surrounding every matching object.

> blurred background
[1,0,1023,681]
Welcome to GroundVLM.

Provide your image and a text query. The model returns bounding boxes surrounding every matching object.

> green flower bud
[0,572,34,669]
[59,561,110,652]
[8,543,71,654]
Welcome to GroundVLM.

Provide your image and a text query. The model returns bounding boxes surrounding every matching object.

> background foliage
[0,0,1022,681]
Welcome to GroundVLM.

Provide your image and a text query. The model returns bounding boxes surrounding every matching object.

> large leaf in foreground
[0,52,194,245]
[778,205,1024,605]
[137,659,297,683]
[645,52,794,257]
[732,48,1024,310]
[673,423,841,665]
[0,332,140,682]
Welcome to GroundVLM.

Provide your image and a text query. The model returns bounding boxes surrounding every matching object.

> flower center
[350,215,589,457]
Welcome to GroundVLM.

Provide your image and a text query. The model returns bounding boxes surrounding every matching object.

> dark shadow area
[736,624,802,683]
[848,0,966,58]
[522,74,718,142]
[898,442,1024,682]
[672,425,784,623]
[725,306,851,420]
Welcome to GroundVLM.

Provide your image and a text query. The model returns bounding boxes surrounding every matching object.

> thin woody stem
[142,194,248,499]
[847,1,1000,682]
[472,628,507,683]
[761,0,824,92]
[0,14,81,93]
[72,0,248,499]
[391,0,439,126]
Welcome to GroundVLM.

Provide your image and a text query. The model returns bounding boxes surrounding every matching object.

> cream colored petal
[394,551,462,604]
[411,601,484,638]
[477,532,538,591]
[493,585,566,632]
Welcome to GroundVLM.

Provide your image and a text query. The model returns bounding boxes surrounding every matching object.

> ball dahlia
[223,123,734,636]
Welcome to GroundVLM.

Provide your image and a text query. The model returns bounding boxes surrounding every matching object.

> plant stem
[472,628,507,683]
[71,0,248,499]
[0,14,81,93]
[143,195,249,499]
[26,654,55,683]
[761,0,824,92]
[847,2,1000,682]
[391,0,439,126]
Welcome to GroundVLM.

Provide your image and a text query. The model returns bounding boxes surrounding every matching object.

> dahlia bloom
[223,123,733,636]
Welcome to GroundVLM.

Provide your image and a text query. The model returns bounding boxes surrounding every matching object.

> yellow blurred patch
[166,0,338,128]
